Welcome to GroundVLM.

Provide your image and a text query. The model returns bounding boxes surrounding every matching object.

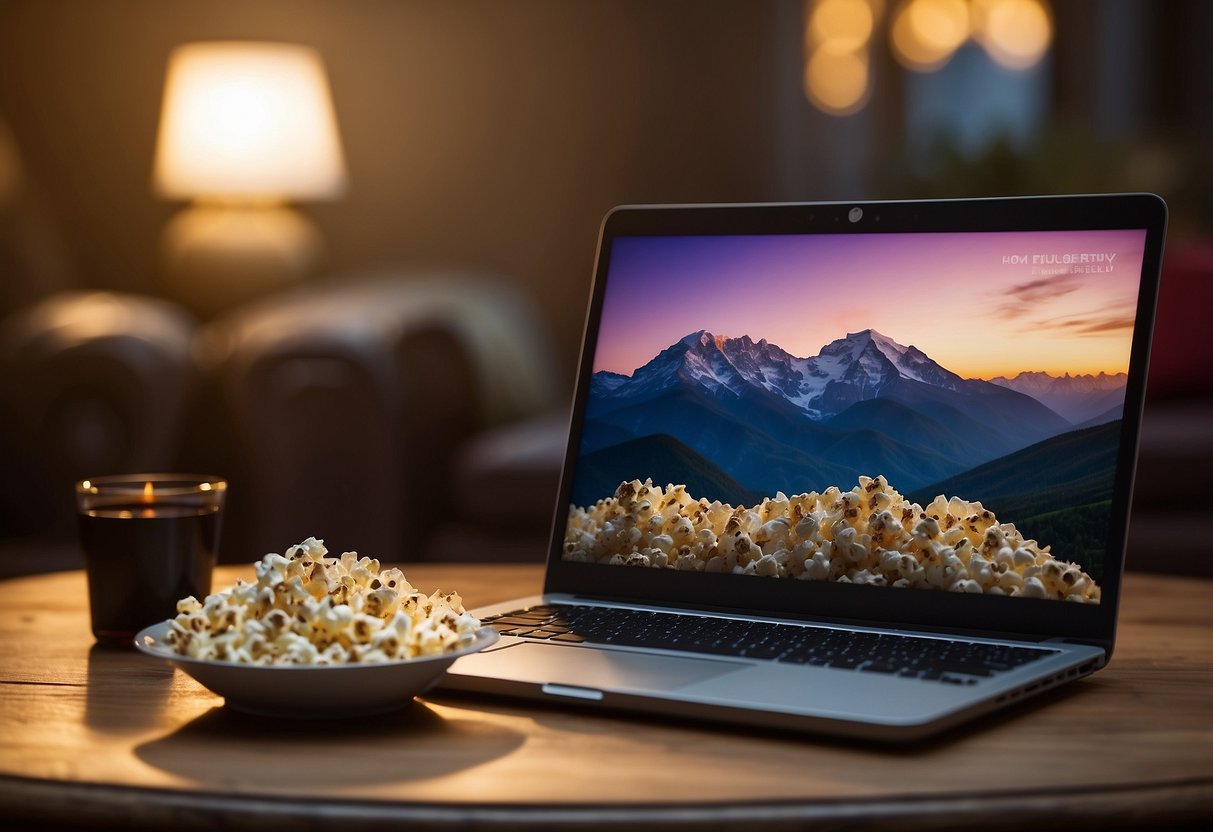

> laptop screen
[559,220,1152,613]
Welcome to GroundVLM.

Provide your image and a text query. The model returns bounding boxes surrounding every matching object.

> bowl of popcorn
[134,537,498,718]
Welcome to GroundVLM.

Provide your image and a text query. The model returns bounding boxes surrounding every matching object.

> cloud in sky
[997,273,1085,320]
[1065,316,1137,334]
[1018,297,1138,337]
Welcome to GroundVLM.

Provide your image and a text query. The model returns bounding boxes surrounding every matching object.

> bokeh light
[804,0,878,116]
[891,0,970,71]
[804,48,871,115]
[972,0,1053,70]
[809,0,876,53]
[803,0,1052,115]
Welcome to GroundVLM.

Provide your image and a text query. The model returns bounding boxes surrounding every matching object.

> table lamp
[152,42,347,318]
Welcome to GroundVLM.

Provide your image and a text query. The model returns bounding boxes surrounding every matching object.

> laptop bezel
[544,194,1167,654]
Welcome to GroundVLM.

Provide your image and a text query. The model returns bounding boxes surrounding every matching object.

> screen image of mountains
[574,329,1125,581]
[569,230,1147,584]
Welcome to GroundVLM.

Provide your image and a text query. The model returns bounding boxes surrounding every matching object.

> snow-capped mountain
[842,330,968,391]
[581,329,1094,498]
[598,329,973,421]
[988,371,1127,424]
[622,331,817,405]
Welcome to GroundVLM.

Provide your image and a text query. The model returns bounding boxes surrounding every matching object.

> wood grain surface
[1,564,1210,830]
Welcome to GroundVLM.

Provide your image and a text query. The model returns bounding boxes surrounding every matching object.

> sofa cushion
[450,411,568,532]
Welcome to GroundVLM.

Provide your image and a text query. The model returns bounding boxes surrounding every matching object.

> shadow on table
[133,700,525,788]
[85,643,175,734]
[432,677,1091,755]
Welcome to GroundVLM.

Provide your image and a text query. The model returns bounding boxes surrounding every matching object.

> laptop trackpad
[456,642,746,692]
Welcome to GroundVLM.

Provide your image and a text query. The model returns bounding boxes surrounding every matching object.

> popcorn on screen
[564,476,1100,603]
[165,537,482,664]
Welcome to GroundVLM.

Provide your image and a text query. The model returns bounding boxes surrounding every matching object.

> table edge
[2,772,1210,831]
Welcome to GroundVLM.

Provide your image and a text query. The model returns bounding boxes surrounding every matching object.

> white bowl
[134,621,499,718]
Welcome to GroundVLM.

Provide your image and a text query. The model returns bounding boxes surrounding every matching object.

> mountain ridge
[594,329,1075,436]
[988,370,1127,424]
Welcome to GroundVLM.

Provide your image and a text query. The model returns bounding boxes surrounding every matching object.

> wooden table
[1,565,1211,830]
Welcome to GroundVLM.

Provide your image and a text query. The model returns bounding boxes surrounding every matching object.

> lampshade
[152,42,347,202]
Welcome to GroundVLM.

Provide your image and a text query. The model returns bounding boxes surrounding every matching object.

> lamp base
[160,204,324,319]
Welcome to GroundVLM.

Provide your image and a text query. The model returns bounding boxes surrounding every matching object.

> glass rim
[76,474,227,499]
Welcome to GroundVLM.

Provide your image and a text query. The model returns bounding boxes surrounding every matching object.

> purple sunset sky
[592,229,1147,379]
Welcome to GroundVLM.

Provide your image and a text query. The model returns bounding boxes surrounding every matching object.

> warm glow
[0,119,22,209]
[891,0,970,70]
[972,0,1052,70]
[803,0,1051,115]
[803,0,878,117]
[809,0,875,52]
[909,0,970,52]
[143,481,155,504]
[804,48,871,115]
[153,42,347,201]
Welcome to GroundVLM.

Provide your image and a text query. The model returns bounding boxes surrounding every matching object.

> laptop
[440,194,1167,741]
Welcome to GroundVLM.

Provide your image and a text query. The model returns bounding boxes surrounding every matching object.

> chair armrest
[0,291,195,532]
[196,274,558,561]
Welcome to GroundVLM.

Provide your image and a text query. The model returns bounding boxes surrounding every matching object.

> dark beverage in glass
[76,475,226,644]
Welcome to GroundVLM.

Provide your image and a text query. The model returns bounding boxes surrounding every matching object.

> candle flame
[143,481,155,504]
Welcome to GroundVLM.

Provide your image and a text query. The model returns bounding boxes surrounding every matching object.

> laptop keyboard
[483,605,1056,686]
